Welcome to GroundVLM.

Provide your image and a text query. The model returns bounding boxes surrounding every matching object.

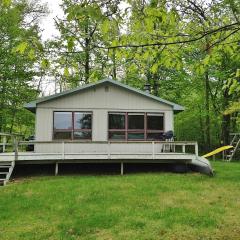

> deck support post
[55,162,58,176]
[13,137,18,161]
[120,162,124,175]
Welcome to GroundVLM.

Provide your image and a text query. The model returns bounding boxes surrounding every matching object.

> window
[128,113,144,129]
[53,111,92,140]
[108,112,164,141]
[128,113,145,140]
[128,132,145,140]
[108,113,126,140]
[147,113,164,140]
[54,112,72,130]
[109,113,125,129]
[147,113,163,130]
[74,112,92,129]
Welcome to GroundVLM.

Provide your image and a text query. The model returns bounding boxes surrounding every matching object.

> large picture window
[53,111,92,140]
[108,112,164,141]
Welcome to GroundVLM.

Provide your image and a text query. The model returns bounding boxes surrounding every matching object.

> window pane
[74,131,91,139]
[147,114,164,130]
[74,112,92,129]
[53,131,72,140]
[54,112,72,130]
[109,113,125,129]
[128,132,144,140]
[109,131,125,140]
[128,114,144,129]
[147,132,164,140]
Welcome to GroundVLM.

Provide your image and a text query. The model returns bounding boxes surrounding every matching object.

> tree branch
[93,22,240,49]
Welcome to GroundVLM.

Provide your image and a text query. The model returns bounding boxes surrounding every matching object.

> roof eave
[24,101,36,113]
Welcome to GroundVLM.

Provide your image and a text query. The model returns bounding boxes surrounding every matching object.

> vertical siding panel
[36,108,52,141]
[164,111,173,131]
[93,110,108,141]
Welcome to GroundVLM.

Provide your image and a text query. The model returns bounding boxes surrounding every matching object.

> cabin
[26,79,183,147]
[0,79,213,186]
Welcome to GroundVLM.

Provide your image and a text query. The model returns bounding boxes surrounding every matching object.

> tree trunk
[199,105,205,146]
[152,73,159,96]
[221,89,231,145]
[222,114,231,145]
[204,70,211,150]
[84,21,90,84]
[0,78,6,132]
[84,41,90,84]
[112,49,117,79]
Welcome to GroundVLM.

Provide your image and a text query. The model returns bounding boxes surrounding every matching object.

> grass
[0,162,240,240]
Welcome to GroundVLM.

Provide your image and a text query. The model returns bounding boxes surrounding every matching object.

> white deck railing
[0,133,199,161]
[9,140,199,161]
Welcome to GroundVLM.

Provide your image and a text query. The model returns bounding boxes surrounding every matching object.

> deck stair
[0,161,15,186]
[225,133,240,161]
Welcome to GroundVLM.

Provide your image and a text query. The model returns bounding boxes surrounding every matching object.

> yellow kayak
[202,145,233,158]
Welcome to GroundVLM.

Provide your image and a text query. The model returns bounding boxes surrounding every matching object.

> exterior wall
[164,110,173,132]
[35,83,175,150]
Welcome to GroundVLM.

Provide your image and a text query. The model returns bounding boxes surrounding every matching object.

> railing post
[182,144,185,153]
[152,141,155,159]
[14,137,18,161]
[3,136,6,153]
[195,142,199,156]
[62,141,65,160]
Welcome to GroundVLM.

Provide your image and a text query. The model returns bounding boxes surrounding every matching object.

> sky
[38,0,128,95]
[40,0,64,41]
[39,0,129,41]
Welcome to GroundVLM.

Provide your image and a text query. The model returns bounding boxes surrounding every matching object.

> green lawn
[0,162,240,240]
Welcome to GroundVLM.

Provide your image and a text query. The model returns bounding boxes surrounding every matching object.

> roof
[25,78,184,113]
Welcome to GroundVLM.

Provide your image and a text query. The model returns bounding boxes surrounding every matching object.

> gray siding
[35,83,174,145]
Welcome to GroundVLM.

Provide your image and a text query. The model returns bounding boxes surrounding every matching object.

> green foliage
[0,0,47,135]
[2,0,12,7]
[48,0,123,86]
[41,59,50,69]
[1,0,240,146]
[14,42,28,54]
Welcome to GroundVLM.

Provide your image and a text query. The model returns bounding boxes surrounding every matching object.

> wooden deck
[0,140,213,177]
[0,140,198,162]
[0,151,195,163]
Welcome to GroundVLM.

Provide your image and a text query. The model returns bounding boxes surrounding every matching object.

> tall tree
[0,0,47,134]
[48,0,122,91]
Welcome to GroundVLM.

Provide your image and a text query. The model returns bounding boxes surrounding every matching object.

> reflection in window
[53,111,92,140]
[74,112,92,129]
[109,131,125,140]
[74,131,91,140]
[54,112,72,130]
[128,132,144,140]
